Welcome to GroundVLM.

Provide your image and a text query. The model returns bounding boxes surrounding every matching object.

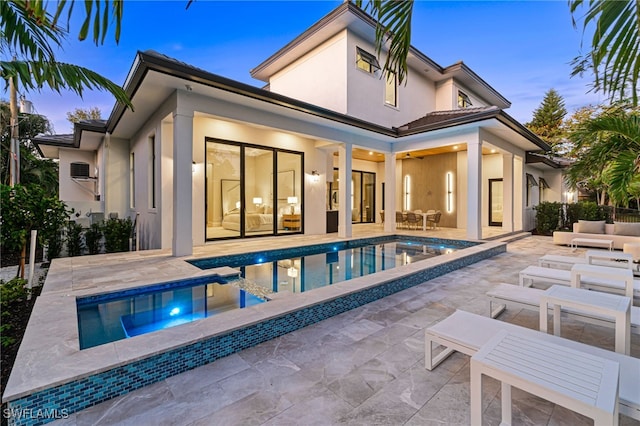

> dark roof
[526,152,572,168]
[399,107,499,130]
[36,49,548,153]
[32,120,107,153]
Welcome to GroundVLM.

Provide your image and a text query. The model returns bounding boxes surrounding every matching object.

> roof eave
[106,50,397,138]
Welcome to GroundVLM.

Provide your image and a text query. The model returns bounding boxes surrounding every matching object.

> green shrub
[103,218,133,253]
[84,222,103,255]
[535,202,563,235]
[46,228,64,260]
[0,278,29,348]
[66,221,85,257]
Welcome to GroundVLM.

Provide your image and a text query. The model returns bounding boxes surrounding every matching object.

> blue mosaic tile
[6,241,504,426]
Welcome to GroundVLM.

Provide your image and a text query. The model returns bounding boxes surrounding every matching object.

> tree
[0,184,69,278]
[66,107,102,124]
[525,89,568,153]
[570,0,640,106]
[0,101,58,193]
[1,1,131,108]
[565,104,640,206]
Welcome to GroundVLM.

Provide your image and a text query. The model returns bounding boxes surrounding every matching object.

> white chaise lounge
[487,283,640,334]
[538,250,634,270]
[424,310,640,420]
[519,264,639,299]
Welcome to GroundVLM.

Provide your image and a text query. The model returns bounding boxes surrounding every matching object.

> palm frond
[569,0,640,106]
[362,0,414,84]
[0,1,64,61]
[1,60,133,109]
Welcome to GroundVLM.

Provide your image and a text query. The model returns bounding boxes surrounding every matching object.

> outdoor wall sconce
[403,175,411,211]
[192,161,196,173]
[311,170,320,183]
[446,172,454,213]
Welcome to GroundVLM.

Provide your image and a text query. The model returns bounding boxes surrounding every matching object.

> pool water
[191,236,464,294]
[77,278,265,349]
[236,240,456,294]
[78,236,470,348]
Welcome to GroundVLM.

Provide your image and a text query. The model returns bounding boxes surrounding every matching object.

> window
[129,152,135,209]
[385,72,397,107]
[539,177,549,202]
[457,90,472,108]
[356,47,380,74]
[148,136,156,209]
[526,173,538,206]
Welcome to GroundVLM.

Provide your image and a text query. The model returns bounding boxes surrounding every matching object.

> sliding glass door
[327,168,375,224]
[205,139,303,240]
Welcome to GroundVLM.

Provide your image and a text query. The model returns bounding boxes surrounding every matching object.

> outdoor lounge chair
[519,264,639,299]
[424,309,640,420]
[538,250,634,270]
[395,211,406,229]
[486,283,640,334]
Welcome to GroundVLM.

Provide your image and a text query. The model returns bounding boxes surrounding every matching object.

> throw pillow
[613,222,640,236]
[577,220,605,234]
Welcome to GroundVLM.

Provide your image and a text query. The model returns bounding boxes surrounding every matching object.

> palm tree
[1,1,130,107]
[566,110,640,206]
[569,0,639,106]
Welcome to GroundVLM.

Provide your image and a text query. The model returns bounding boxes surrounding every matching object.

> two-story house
[34,2,565,256]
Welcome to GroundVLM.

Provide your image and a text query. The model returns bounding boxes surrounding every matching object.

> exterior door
[489,178,503,227]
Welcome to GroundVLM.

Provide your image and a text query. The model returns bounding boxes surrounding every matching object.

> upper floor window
[385,72,397,107]
[356,47,380,74]
[458,90,473,108]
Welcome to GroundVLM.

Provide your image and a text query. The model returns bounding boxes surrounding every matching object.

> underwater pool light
[169,307,181,317]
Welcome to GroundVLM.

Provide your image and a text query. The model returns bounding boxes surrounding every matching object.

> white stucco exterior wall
[104,137,129,219]
[345,33,435,128]
[269,31,348,115]
[58,149,102,219]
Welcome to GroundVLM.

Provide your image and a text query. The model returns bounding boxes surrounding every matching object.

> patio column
[172,103,194,257]
[338,143,352,238]
[502,153,514,232]
[467,138,482,240]
[384,152,396,232]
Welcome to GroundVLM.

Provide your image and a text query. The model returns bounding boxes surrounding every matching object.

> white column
[338,143,352,238]
[172,104,194,257]
[384,153,396,233]
[466,138,482,240]
[502,153,514,232]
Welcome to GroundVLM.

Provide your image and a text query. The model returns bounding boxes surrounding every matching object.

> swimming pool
[77,236,471,349]
[190,235,470,294]
[77,276,265,349]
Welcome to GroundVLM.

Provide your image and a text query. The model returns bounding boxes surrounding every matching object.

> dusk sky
[10,0,604,134]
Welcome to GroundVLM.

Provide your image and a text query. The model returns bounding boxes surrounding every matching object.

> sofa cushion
[577,220,605,234]
[613,222,640,236]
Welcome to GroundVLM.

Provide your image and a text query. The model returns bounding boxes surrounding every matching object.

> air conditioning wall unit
[70,162,90,178]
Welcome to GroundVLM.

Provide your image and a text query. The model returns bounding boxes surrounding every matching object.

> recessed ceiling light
[491,149,496,153]
[453,145,458,150]
[369,151,373,155]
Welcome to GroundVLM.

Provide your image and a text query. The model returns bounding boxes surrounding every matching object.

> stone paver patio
[42,232,639,425]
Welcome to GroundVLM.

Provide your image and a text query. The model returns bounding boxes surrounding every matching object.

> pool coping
[3,237,505,405]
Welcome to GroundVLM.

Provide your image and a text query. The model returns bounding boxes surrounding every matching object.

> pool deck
[5,227,640,425]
